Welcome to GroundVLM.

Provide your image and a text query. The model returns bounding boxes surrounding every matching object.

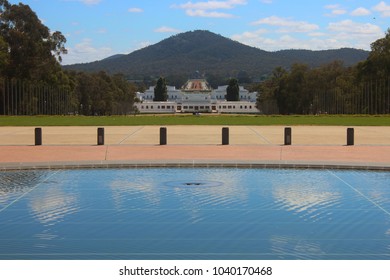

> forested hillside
[64,30,369,86]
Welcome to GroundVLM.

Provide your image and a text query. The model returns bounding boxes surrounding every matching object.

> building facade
[136,79,259,114]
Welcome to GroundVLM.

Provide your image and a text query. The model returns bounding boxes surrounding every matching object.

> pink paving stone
[105,145,283,161]
[0,146,107,163]
[281,146,390,163]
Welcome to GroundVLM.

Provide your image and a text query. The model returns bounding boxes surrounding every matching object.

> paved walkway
[0,126,389,170]
[1,126,390,145]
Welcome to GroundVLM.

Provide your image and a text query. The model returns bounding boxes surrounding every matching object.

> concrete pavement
[0,126,389,170]
[1,126,390,146]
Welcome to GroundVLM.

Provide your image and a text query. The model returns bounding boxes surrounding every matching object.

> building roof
[182,79,212,93]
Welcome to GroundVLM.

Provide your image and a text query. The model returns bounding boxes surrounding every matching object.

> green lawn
[0,114,389,126]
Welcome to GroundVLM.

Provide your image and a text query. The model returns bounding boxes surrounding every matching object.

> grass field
[0,114,390,126]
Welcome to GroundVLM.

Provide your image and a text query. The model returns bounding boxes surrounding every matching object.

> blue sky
[10,0,390,65]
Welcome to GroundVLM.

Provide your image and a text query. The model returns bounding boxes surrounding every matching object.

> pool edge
[1,160,389,171]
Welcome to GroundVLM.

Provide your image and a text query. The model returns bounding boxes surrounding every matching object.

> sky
[9,0,390,65]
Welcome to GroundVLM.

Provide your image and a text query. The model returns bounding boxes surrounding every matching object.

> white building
[136,78,259,114]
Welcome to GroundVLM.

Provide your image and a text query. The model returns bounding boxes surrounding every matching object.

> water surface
[1,168,390,259]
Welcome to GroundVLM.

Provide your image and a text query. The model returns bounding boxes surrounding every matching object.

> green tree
[153,77,168,101]
[259,64,310,114]
[0,1,67,81]
[306,61,357,114]
[256,66,287,114]
[111,74,136,115]
[226,78,240,101]
[0,34,9,74]
[51,31,68,63]
[358,28,390,80]
[286,63,309,114]
[73,72,94,115]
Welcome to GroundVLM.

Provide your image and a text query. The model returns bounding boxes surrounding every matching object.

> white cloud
[373,1,390,17]
[172,0,247,18]
[332,9,347,15]
[324,4,347,16]
[328,20,382,35]
[61,38,113,65]
[231,19,384,52]
[308,32,327,37]
[327,20,384,49]
[324,4,339,10]
[128,8,143,13]
[231,31,276,49]
[252,16,319,33]
[232,31,334,51]
[351,7,371,16]
[177,0,246,10]
[260,0,273,4]
[186,9,235,17]
[154,26,182,33]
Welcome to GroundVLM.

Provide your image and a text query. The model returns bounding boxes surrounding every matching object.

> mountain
[64,30,369,84]
[101,54,126,61]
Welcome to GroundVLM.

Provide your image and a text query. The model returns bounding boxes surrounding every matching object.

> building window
[158,106,160,109]
[223,106,226,109]
[161,106,165,109]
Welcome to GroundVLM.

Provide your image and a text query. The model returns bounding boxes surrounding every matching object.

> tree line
[0,0,389,116]
[253,29,390,115]
[0,0,138,116]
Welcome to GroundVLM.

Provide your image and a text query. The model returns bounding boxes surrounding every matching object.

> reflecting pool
[1,168,390,260]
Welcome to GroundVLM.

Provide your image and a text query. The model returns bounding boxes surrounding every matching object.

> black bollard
[222,127,229,145]
[347,128,354,146]
[160,127,167,145]
[284,127,292,145]
[97,128,104,145]
[35,128,42,146]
